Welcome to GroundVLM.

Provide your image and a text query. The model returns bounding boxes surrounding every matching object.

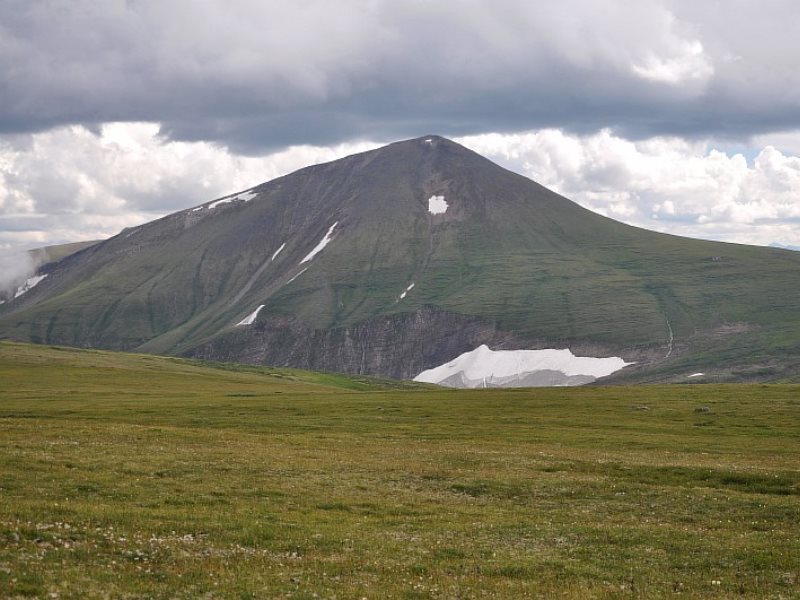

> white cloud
[458,129,800,247]
[0,123,377,250]
[2,122,800,253]
[631,40,713,86]
[752,130,800,156]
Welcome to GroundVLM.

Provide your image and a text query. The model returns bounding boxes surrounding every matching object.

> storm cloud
[2,0,800,152]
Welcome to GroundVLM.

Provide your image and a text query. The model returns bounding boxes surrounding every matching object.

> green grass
[1,342,799,598]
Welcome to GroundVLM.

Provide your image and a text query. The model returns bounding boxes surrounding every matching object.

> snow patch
[398,282,415,301]
[687,372,705,378]
[236,305,264,326]
[208,197,234,210]
[287,267,308,284]
[664,315,674,358]
[424,138,434,144]
[300,222,338,264]
[428,195,448,215]
[194,189,258,212]
[271,242,286,261]
[14,274,47,298]
[414,344,633,388]
[235,190,258,202]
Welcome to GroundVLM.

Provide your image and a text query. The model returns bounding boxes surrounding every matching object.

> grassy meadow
[1,341,798,598]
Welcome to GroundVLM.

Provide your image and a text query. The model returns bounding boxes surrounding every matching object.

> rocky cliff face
[186,307,492,379]
[186,306,663,382]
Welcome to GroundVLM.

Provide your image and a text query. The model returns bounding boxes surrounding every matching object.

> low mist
[0,251,40,299]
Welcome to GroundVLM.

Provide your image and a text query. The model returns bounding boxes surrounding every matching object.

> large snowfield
[414,344,632,388]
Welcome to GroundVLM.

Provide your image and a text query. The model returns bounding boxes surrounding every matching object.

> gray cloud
[2,1,800,152]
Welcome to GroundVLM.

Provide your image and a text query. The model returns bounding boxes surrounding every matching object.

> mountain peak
[417,134,449,145]
[373,134,474,158]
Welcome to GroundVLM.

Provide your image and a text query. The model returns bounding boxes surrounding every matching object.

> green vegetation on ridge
[1,342,799,598]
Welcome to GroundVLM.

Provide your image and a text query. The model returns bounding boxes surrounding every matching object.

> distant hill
[0,240,100,304]
[27,240,101,265]
[2,136,800,385]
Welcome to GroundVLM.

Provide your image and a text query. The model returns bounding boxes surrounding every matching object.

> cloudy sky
[1,0,800,253]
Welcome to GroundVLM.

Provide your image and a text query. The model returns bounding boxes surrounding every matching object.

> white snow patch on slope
[208,197,234,210]
[414,344,633,388]
[287,267,308,284]
[428,195,448,215]
[300,222,338,264]
[687,372,705,378]
[271,242,286,261]
[235,190,258,202]
[194,189,258,212]
[236,304,264,326]
[398,282,415,300]
[424,138,433,144]
[14,274,47,298]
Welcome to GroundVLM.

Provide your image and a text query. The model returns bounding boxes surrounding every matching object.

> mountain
[2,135,800,384]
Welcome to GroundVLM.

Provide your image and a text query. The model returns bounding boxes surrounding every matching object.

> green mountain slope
[2,136,800,382]
[0,341,425,393]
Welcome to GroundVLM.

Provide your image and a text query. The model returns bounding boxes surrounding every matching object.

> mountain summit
[3,136,800,384]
